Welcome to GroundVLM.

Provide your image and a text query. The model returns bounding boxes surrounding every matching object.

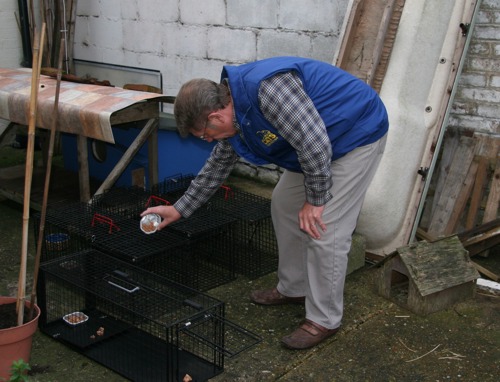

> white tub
[355,0,479,254]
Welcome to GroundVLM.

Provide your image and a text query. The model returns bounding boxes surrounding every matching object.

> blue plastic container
[61,116,215,188]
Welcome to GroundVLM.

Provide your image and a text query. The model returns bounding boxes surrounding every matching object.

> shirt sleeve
[259,72,333,206]
[174,140,239,217]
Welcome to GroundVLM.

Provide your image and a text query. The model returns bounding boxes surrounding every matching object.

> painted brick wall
[72,0,347,96]
[0,0,24,68]
[449,0,500,135]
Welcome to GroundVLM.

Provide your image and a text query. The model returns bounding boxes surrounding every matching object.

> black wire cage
[34,197,238,292]
[216,187,278,279]
[34,200,130,263]
[37,249,261,382]
[150,179,279,279]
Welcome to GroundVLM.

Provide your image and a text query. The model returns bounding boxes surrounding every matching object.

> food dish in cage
[45,233,69,251]
[63,311,89,326]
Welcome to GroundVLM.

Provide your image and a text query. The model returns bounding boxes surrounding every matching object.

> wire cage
[150,173,196,204]
[150,179,279,279]
[89,186,152,220]
[93,216,235,292]
[34,193,237,291]
[37,249,261,382]
[213,187,278,279]
[90,184,238,291]
[165,209,238,290]
[34,200,130,263]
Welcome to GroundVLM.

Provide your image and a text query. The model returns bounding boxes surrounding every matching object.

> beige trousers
[271,134,387,329]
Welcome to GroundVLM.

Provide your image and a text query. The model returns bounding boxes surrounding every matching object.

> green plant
[7,359,30,382]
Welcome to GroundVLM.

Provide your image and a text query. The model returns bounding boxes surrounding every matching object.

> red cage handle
[91,213,121,234]
[145,195,171,208]
[220,185,234,200]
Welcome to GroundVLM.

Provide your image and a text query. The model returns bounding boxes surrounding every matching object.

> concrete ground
[0,148,498,381]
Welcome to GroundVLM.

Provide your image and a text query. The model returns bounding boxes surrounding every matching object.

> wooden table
[0,68,168,204]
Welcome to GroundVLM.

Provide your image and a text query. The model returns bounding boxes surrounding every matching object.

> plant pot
[0,296,40,380]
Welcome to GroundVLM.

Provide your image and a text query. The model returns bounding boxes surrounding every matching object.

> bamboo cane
[17,23,46,326]
[67,0,76,73]
[28,37,65,321]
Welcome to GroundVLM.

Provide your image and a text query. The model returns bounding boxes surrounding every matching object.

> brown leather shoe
[250,288,305,305]
[281,319,340,350]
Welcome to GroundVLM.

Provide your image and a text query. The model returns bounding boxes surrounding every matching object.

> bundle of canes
[17,23,46,326]
[28,37,67,321]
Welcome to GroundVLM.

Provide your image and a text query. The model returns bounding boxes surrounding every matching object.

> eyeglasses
[199,120,209,141]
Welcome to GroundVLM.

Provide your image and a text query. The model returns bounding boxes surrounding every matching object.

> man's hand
[298,202,326,239]
[140,205,182,230]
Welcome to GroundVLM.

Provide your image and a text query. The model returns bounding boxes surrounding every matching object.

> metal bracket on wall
[418,167,429,181]
[459,23,470,36]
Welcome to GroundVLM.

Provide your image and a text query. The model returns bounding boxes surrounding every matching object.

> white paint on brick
[208,27,257,62]
[474,25,500,39]
[450,0,500,137]
[449,114,498,133]
[89,17,123,50]
[257,30,314,59]
[76,1,100,17]
[0,0,23,68]
[477,103,500,119]
[180,0,226,26]
[459,73,487,87]
[491,74,500,87]
[459,87,500,103]
[279,0,339,32]
[469,42,491,55]
[227,1,279,29]
[166,25,209,58]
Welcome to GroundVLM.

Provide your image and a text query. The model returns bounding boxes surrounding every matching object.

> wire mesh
[34,200,132,263]
[149,181,279,278]
[38,249,229,381]
[216,188,278,278]
[90,186,152,220]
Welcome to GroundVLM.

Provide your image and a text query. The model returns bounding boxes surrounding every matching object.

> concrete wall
[73,0,348,96]
[0,0,24,68]
[449,0,500,135]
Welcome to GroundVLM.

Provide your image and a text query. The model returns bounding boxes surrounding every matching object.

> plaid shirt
[174,72,333,217]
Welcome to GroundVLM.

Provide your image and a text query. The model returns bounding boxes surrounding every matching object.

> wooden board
[335,0,405,92]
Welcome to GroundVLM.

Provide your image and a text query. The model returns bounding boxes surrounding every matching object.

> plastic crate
[37,249,260,382]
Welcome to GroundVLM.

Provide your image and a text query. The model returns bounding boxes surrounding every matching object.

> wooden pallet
[426,132,499,238]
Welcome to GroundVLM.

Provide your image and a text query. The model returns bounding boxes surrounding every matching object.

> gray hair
[174,78,231,137]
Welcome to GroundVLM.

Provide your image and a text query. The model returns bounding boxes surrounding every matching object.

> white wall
[0,0,24,68]
[73,0,348,95]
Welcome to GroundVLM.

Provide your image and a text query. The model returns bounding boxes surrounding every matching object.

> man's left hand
[299,202,326,239]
